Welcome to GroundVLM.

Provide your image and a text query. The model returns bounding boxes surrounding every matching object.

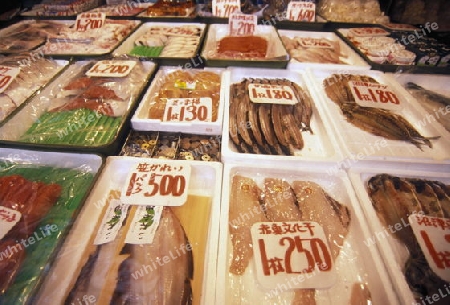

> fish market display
[40,20,138,55]
[144,0,196,17]
[229,77,313,155]
[323,74,439,149]
[0,159,97,304]
[367,174,450,301]
[26,0,98,16]
[405,82,450,132]
[130,25,202,58]
[88,3,146,16]
[0,55,63,123]
[281,36,346,64]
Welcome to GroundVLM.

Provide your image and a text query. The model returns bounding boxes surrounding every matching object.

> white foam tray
[306,68,450,166]
[131,66,226,135]
[278,30,370,70]
[35,156,223,305]
[347,165,450,305]
[216,163,399,305]
[220,67,343,166]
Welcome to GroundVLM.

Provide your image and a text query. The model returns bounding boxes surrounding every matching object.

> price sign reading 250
[121,161,191,206]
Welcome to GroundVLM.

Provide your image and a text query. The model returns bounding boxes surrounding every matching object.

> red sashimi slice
[80,85,123,100]
[63,77,97,90]
[49,98,115,116]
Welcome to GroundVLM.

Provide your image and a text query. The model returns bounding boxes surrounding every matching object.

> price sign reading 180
[76,12,106,32]
[349,81,402,111]
[121,161,191,206]
[0,65,20,94]
[249,83,298,105]
[212,0,240,18]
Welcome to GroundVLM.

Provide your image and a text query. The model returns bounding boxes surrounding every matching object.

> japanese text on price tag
[287,1,316,22]
[249,83,298,105]
[86,60,137,78]
[163,97,212,122]
[0,206,21,239]
[251,221,337,289]
[349,81,402,110]
[94,199,129,245]
[121,161,191,206]
[125,205,163,244]
[409,214,450,282]
[229,13,257,36]
[0,65,21,94]
[212,0,240,18]
[76,12,106,32]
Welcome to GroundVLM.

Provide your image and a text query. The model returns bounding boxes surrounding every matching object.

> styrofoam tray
[306,68,450,165]
[216,163,399,305]
[131,66,226,135]
[347,165,450,305]
[35,156,222,305]
[220,67,343,165]
[278,30,370,70]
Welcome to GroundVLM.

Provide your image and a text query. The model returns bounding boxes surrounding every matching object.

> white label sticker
[0,66,21,94]
[125,205,163,244]
[121,161,191,206]
[349,81,402,110]
[286,1,316,22]
[86,60,137,78]
[251,221,337,289]
[76,12,106,32]
[94,199,129,245]
[0,206,21,239]
[249,83,298,105]
[212,0,240,18]
[409,214,450,282]
[229,13,257,36]
[296,37,334,49]
[163,97,212,122]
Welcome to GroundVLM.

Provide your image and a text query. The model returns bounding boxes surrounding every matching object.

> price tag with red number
[163,97,212,123]
[76,12,106,32]
[251,221,337,289]
[86,60,137,78]
[349,81,402,111]
[212,0,240,18]
[229,13,257,36]
[409,214,450,281]
[121,160,191,206]
[249,83,298,105]
[286,1,316,22]
[0,206,21,239]
[0,65,20,94]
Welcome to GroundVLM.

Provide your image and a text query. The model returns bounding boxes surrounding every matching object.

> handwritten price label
[249,83,298,105]
[229,13,257,36]
[76,12,106,32]
[86,60,137,78]
[0,65,20,94]
[0,206,21,239]
[409,214,450,281]
[212,0,240,18]
[349,81,402,111]
[121,160,191,206]
[251,221,337,289]
[287,1,316,22]
[163,97,212,123]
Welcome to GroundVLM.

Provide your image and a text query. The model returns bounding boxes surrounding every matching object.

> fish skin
[430,182,450,218]
[229,175,265,275]
[409,180,444,218]
[405,82,450,107]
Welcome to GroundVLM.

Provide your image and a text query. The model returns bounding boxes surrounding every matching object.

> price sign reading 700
[212,0,240,18]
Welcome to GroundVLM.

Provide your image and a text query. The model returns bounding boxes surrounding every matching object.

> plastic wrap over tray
[35,156,222,305]
[131,66,226,135]
[306,68,450,165]
[216,163,399,305]
[0,147,103,305]
[0,60,156,154]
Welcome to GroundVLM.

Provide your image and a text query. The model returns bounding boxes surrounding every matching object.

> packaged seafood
[0,147,103,305]
[279,30,370,70]
[139,0,196,17]
[21,0,98,16]
[201,24,289,68]
[131,67,226,135]
[0,60,156,154]
[221,67,342,165]
[113,22,206,64]
[306,69,450,165]
[35,157,222,305]
[216,163,399,305]
[348,166,450,305]
[38,19,140,57]
[86,2,149,17]
[317,0,389,24]
[0,55,68,124]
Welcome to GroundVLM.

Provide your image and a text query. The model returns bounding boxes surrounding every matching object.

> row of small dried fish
[367,174,450,300]
[323,74,439,150]
[229,78,313,155]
